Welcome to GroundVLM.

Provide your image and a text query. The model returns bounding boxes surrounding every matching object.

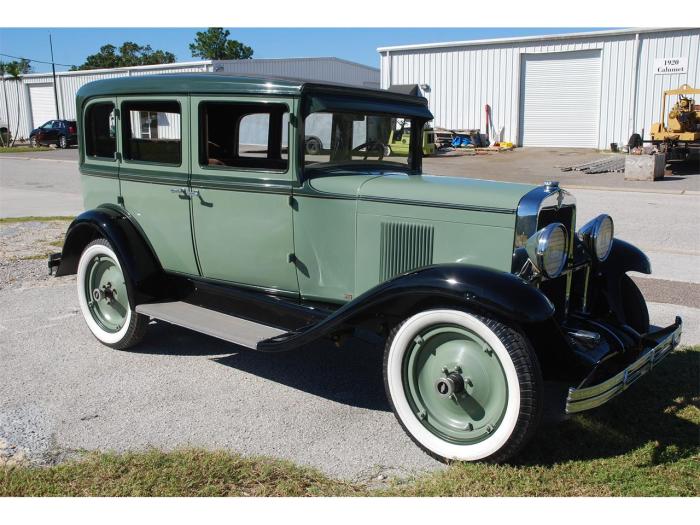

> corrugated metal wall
[213,58,380,88]
[1,58,379,141]
[380,29,700,149]
[1,62,213,141]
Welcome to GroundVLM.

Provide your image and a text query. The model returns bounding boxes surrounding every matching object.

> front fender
[258,264,554,352]
[55,207,164,304]
[598,239,651,323]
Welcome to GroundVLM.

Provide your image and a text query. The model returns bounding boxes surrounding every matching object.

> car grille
[536,205,575,320]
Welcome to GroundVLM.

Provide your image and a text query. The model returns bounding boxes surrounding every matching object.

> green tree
[4,61,25,146]
[71,42,176,71]
[189,28,253,60]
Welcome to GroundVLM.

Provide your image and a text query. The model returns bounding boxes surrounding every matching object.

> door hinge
[288,195,297,208]
[287,253,297,263]
[114,151,122,162]
[117,196,124,205]
[113,108,120,118]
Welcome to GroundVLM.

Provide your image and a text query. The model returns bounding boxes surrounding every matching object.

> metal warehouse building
[0,57,379,141]
[379,28,700,149]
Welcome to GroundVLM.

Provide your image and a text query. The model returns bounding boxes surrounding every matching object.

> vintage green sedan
[49,74,682,463]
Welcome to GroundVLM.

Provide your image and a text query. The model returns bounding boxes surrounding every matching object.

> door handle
[185,189,200,198]
[170,187,187,194]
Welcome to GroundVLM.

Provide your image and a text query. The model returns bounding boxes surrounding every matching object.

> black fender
[258,264,554,352]
[597,239,651,323]
[55,206,165,305]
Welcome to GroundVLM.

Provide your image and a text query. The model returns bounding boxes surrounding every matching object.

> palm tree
[5,62,22,147]
[0,62,9,147]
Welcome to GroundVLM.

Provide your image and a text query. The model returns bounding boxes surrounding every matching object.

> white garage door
[519,50,601,148]
[29,84,57,129]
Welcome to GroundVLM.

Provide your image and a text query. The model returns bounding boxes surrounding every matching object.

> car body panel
[80,97,120,210]
[189,94,299,293]
[117,94,198,276]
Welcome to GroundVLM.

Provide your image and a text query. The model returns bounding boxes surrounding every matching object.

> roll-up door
[519,50,601,148]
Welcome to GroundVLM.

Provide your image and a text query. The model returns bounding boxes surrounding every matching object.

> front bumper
[565,316,683,414]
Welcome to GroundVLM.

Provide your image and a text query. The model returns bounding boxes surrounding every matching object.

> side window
[84,103,116,159]
[199,101,288,171]
[52,121,61,129]
[122,100,181,165]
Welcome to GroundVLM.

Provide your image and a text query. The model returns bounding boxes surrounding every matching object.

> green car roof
[76,73,430,109]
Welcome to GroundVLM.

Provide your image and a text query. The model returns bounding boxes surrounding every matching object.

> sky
[0,28,613,73]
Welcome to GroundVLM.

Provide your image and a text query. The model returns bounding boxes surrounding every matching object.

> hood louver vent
[380,222,435,281]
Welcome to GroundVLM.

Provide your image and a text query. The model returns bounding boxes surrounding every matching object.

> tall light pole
[49,33,60,120]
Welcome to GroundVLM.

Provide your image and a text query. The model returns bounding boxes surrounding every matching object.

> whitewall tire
[383,309,542,463]
[76,238,148,349]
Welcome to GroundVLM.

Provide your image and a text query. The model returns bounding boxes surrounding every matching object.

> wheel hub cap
[85,255,128,333]
[403,324,509,444]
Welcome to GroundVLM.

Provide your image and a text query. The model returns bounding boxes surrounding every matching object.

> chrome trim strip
[359,195,516,214]
[565,319,683,414]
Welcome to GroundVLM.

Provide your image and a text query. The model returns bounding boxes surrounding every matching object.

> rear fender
[55,206,165,304]
[258,264,554,352]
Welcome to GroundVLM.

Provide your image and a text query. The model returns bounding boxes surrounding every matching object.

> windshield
[303,111,418,170]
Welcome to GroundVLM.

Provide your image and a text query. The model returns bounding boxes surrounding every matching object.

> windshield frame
[299,91,430,182]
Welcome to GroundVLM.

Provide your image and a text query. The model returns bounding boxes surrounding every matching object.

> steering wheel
[352,141,388,161]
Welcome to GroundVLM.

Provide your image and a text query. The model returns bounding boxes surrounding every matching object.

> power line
[0,52,76,68]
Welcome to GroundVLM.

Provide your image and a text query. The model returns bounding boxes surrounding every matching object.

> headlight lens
[526,223,569,278]
[578,214,614,262]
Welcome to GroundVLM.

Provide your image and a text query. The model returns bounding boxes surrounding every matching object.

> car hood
[306,170,536,213]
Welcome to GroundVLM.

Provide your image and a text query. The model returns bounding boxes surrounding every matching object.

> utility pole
[49,33,60,120]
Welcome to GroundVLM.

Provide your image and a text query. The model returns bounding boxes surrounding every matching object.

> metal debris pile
[560,156,626,174]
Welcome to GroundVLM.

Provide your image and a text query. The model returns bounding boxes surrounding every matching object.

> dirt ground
[0,220,71,290]
[423,148,700,192]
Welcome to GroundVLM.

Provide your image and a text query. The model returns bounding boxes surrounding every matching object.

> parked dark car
[29,119,77,149]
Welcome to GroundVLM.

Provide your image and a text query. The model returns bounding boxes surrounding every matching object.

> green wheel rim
[84,253,129,333]
[402,324,509,444]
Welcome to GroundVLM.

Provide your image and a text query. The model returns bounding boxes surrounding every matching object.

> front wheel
[76,238,148,349]
[30,136,38,147]
[384,309,542,463]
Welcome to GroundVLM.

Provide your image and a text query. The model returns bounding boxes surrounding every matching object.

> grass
[0,216,74,224]
[0,146,53,153]
[1,346,698,496]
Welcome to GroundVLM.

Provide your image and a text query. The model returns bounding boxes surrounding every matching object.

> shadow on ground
[520,349,699,466]
[130,321,699,464]
[132,320,388,411]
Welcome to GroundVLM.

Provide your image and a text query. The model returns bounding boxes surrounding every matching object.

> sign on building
[653,57,688,75]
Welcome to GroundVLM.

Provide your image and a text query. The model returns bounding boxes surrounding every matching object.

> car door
[36,121,53,144]
[117,95,199,276]
[49,120,62,144]
[189,95,298,295]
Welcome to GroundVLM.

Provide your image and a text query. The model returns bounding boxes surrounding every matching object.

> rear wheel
[59,135,67,149]
[384,309,542,463]
[76,238,148,349]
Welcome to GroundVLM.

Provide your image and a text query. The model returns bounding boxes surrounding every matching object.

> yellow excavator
[650,84,700,159]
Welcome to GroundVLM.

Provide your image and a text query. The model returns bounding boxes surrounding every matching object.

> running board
[135,301,286,349]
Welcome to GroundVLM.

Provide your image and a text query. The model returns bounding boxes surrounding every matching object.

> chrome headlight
[578,214,614,262]
[526,223,569,278]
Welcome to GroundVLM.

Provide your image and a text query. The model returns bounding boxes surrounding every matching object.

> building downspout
[629,32,641,140]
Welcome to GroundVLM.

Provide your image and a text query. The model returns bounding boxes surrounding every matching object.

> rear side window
[84,103,116,159]
[199,101,288,171]
[122,101,181,165]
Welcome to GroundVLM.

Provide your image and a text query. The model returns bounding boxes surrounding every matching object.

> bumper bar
[48,252,61,275]
[565,316,683,414]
